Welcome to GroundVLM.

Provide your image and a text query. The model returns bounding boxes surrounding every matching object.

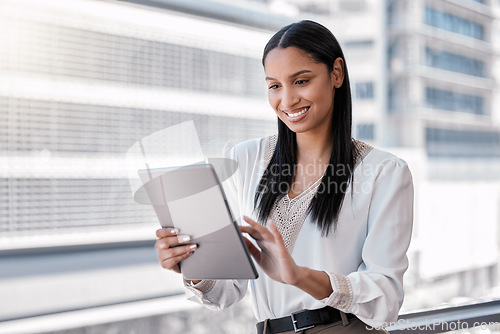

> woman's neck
[296,131,332,164]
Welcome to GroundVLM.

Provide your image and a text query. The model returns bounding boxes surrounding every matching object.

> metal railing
[388,300,500,333]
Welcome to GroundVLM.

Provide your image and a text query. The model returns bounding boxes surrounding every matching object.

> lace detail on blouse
[353,139,374,168]
[184,278,217,305]
[262,135,373,253]
[265,134,278,165]
[265,136,373,170]
[264,134,318,253]
[329,273,354,310]
[270,179,321,253]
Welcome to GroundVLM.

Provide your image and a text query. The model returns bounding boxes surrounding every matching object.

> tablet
[138,163,258,280]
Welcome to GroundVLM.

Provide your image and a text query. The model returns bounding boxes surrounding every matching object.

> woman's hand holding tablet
[155,227,200,284]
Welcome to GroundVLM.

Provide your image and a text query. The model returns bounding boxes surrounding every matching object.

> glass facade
[356,123,375,140]
[425,87,485,115]
[425,47,485,77]
[390,2,500,316]
[424,6,485,40]
[343,40,374,48]
[425,127,500,157]
[355,82,374,99]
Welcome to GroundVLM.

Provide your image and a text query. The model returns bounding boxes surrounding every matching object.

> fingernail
[179,235,191,243]
[189,244,197,250]
[170,228,179,235]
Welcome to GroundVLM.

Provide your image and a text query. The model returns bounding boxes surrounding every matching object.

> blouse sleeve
[321,158,414,329]
[182,141,249,310]
[184,278,248,310]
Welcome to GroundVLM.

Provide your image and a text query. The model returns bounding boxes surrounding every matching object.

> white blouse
[184,135,414,329]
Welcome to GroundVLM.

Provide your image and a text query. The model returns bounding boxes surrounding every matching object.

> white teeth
[288,108,308,117]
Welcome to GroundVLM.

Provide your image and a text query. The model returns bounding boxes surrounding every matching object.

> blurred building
[381,0,500,310]
[0,0,278,239]
[314,0,500,311]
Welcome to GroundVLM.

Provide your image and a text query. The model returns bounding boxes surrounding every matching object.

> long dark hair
[254,20,358,236]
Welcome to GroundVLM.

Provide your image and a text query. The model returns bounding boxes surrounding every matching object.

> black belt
[256,306,356,333]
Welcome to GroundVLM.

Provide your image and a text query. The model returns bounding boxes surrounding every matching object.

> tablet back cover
[139,164,258,280]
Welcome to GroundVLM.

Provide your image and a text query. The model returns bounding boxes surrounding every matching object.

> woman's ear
[331,57,345,88]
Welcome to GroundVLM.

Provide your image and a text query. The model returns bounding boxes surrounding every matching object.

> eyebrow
[265,70,312,81]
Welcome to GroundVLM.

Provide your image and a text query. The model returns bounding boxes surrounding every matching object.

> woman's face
[264,46,343,136]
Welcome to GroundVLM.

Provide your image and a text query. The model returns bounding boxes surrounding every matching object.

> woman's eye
[295,79,309,85]
[268,84,279,90]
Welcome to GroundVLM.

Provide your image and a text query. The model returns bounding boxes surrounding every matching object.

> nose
[280,87,299,110]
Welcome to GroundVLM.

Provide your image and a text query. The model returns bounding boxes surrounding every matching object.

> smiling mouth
[285,107,309,118]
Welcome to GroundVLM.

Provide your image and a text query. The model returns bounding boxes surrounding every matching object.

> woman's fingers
[242,216,272,241]
[157,243,197,270]
[160,251,193,272]
[242,236,261,262]
[155,235,191,250]
[241,217,284,248]
[243,215,263,229]
[158,243,197,258]
[239,225,262,240]
[155,227,196,273]
[156,227,179,238]
[268,220,286,247]
[155,225,191,249]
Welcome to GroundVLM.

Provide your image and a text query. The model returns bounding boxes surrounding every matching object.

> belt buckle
[291,310,315,332]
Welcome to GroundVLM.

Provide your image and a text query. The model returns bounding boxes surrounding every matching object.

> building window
[424,6,485,40]
[425,47,485,77]
[425,87,485,115]
[357,123,375,141]
[355,82,374,99]
[426,127,500,157]
[344,40,374,48]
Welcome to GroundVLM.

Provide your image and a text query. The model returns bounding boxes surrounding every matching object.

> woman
[155,20,413,333]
